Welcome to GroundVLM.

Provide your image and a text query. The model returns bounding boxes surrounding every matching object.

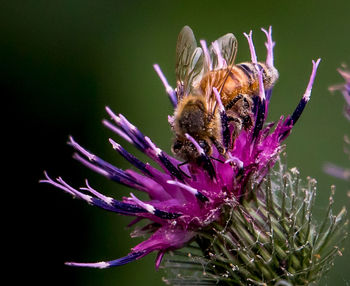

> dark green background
[4,0,349,285]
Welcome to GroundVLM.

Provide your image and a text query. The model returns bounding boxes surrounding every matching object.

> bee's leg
[177,161,192,179]
[210,136,226,158]
[230,96,253,130]
[225,94,243,110]
[227,116,243,145]
[209,156,225,164]
[242,114,253,129]
[242,96,248,107]
[240,97,254,129]
[198,155,216,181]
[218,110,231,151]
[227,116,242,124]
[210,136,243,175]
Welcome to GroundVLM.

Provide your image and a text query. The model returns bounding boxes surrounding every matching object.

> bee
[170,26,278,172]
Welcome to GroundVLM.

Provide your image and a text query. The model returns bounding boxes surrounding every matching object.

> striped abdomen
[198,62,279,106]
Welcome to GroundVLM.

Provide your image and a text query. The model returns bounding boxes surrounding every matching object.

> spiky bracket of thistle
[40,26,347,285]
[162,158,348,286]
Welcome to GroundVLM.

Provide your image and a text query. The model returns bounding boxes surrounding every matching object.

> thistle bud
[162,159,348,285]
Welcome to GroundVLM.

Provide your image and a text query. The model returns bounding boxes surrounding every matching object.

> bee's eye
[172,140,183,152]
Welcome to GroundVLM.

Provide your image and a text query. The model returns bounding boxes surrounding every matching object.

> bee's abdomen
[199,63,278,106]
[236,62,278,91]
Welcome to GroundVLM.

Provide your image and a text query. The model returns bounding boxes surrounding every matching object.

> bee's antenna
[176,161,192,179]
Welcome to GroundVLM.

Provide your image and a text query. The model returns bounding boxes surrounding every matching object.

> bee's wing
[185,47,203,92]
[210,33,237,70]
[176,26,203,98]
[207,33,237,114]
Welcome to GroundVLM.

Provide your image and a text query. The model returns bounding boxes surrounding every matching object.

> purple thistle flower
[41,26,321,270]
[324,67,350,181]
[329,67,350,120]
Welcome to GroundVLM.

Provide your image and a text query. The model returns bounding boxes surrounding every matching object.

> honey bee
[170,26,278,172]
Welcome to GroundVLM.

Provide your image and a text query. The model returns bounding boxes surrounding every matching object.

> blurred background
[3,0,349,285]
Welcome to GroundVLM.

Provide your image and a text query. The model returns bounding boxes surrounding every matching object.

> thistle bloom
[329,67,350,121]
[41,27,321,271]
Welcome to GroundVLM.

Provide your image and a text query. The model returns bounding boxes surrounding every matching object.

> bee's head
[172,95,214,164]
[172,135,216,180]
[172,136,212,162]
